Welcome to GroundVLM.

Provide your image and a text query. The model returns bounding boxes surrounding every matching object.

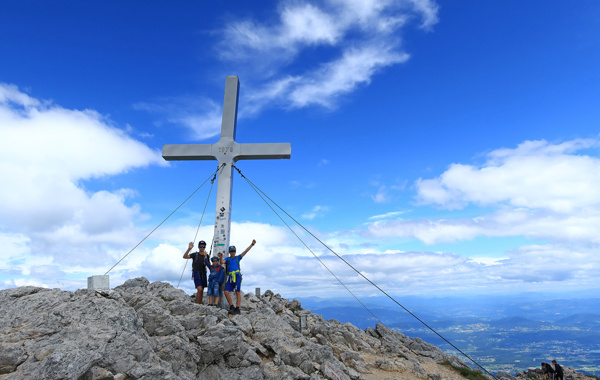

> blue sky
[1,1,599,299]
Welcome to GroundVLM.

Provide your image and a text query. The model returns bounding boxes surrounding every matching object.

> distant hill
[488,316,545,329]
[306,305,438,329]
[296,295,600,376]
[556,313,600,328]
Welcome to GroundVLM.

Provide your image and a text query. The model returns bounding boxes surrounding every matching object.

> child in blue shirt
[204,252,225,307]
[221,239,256,314]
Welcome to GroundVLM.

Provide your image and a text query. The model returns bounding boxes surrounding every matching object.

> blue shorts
[207,280,220,296]
[193,271,207,289]
[224,275,242,292]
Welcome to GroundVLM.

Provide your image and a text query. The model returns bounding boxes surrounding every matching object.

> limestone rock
[4,277,594,380]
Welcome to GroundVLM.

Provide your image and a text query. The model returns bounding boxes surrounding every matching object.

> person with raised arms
[183,240,208,304]
[221,239,256,315]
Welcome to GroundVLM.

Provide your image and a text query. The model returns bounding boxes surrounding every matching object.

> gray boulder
[0,277,480,380]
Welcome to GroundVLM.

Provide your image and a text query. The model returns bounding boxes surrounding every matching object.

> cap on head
[229,246,236,252]
[211,256,219,262]
[198,240,206,248]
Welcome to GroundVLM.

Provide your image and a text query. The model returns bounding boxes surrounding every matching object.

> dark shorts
[207,280,220,296]
[224,275,242,292]
[193,271,207,289]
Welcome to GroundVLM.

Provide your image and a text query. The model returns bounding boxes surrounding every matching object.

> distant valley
[296,295,600,376]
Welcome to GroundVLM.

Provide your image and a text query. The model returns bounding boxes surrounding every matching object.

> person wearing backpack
[542,362,555,380]
[183,240,208,304]
[221,239,256,315]
[552,360,564,380]
[204,252,225,307]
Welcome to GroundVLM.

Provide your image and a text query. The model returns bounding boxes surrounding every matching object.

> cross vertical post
[211,76,239,259]
[162,76,291,304]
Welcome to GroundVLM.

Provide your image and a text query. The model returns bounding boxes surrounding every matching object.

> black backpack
[191,253,206,273]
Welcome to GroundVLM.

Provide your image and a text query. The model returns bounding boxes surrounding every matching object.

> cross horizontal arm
[236,143,291,161]
[162,144,216,161]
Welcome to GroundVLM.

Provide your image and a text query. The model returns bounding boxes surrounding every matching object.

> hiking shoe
[233,307,241,315]
[228,305,235,314]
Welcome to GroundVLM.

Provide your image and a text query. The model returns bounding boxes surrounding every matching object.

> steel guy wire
[232,165,385,326]
[104,164,224,276]
[232,165,497,380]
[177,173,217,288]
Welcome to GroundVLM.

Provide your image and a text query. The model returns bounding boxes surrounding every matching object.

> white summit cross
[162,76,291,258]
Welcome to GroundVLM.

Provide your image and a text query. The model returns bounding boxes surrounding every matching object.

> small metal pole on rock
[255,287,260,297]
[299,313,308,333]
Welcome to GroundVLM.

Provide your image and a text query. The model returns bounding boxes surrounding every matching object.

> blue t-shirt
[225,255,242,274]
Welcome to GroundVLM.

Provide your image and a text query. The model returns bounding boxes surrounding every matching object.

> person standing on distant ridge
[183,240,208,304]
[542,362,555,379]
[221,239,256,315]
[552,360,563,380]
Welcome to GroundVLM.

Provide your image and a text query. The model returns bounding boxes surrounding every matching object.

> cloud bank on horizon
[0,83,165,288]
[1,0,599,300]
[3,81,599,297]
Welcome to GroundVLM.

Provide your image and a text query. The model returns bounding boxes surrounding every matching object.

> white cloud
[221,0,437,59]
[0,84,166,288]
[364,208,600,245]
[54,221,299,290]
[242,243,600,297]
[406,0,440,29]
[366,139,600,245]
[368,178,406,204]
[127,137,600,298]
[290,180,317,189]
[301,205,330,220]
[11,278,50,289]
[487,244,600,285]
[134,96,222,141]
[372,184,392,204]
[136,244,186,282]
[218,0,437,113]
[287,45,409,109]
[0,93,164,181]
[281,3,341,45]
[4,211,596,299]
[135,0,439,136]
[416,138,600,213]
[368,211,409,220]
[6,98,597,300]
[346,137,600,296]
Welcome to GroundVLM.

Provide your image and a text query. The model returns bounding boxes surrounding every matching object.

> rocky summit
[0,278,595,380]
